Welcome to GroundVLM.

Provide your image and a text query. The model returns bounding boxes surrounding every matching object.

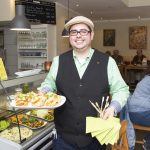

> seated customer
[131,49,146,65]
[128,65,150,150]
[131,49,147,84]
[112,49,123,65]
[121,63,150,150]
[105,50,111,56]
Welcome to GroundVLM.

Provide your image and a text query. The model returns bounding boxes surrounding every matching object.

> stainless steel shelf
[0,72,47,89]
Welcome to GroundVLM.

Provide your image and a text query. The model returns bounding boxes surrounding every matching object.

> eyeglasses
[69,29,91,36]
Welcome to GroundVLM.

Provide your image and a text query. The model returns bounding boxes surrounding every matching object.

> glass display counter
[0,72,55,150]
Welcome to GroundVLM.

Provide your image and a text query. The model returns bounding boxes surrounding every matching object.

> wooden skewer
[106,96,109,103]
[89,96,110,118]
[100,97,104,111]
[89,100,101,114]
[96,102,101,111]
[103,96,110,112]
[96,101,104,118]
[105,96,109,108]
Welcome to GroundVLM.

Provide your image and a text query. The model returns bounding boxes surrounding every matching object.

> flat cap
[64,16,94,31]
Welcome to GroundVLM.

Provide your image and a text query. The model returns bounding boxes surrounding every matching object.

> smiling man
[38,16,129,150]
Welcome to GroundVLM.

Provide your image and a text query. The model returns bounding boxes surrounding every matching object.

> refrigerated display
[0,72,55,150]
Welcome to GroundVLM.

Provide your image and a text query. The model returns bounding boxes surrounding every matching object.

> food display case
[0,72,55,150]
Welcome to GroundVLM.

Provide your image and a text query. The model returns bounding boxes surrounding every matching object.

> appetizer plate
[11,121,47,130]
[10,96,66,109]
[9,114,48,130]
[0,126,33,143]
[26,111,54,122]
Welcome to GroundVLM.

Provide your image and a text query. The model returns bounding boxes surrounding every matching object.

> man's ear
[91,31,94,40]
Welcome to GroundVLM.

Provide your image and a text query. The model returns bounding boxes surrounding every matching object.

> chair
[112,120,129,150]
[133,124,150,144]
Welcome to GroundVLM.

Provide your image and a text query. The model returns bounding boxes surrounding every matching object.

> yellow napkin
[99,120,120,145]
[86,117,121,145]
[86,117,114,133]
[91,127,112,137]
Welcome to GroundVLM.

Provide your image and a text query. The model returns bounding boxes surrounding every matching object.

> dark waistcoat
[55,49,109,147]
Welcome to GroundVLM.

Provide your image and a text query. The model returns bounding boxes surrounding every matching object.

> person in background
[130,49,147,84]
[131,49,146,65]
[121,62,150,150]
[112,49,123,65]
[105,50,111,56]
[38,16,129,150]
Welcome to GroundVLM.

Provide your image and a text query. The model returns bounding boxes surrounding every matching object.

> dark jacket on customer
[131,55,146,65]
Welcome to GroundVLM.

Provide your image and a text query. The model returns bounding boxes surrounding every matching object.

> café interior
[0,0,150,86]
[0,0,150,150]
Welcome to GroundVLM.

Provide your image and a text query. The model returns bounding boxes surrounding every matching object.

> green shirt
[39,48,129,112]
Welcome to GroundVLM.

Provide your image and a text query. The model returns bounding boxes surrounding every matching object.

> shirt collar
[73,48,94,60]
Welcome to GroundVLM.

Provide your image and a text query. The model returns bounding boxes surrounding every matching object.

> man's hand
[102,106,115,120]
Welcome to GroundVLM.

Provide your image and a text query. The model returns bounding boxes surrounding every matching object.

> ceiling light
[10,5,31,31]
[62,20,69,37]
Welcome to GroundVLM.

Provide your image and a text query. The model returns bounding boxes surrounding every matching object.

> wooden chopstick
[96,102,101,111]
[89,100,101,114]
[89,96,110,118]
[100,97,104,112]
[103,96,110,112]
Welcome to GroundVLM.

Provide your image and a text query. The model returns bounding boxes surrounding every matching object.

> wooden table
[124,65,147,87]
[118,64,126,79]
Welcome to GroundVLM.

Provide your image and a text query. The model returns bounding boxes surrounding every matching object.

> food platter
[8,114,47,130]
[26,109,54,122]
[0,120,10,131]
[10,92,66,109]
[10,96,66,109]
[11,121,47,130]
[0,126,33,143]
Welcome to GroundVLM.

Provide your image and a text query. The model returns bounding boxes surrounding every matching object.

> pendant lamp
[10,5,31,31]
[62,0,69,37]
[62,20,69,37]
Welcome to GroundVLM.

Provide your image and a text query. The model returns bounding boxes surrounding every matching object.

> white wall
[93,20,150,61]
[0,0,15,21]
[4,27,18,76]
[55,4,150,62]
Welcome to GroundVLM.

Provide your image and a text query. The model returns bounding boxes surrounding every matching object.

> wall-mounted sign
[15,0,56,24]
